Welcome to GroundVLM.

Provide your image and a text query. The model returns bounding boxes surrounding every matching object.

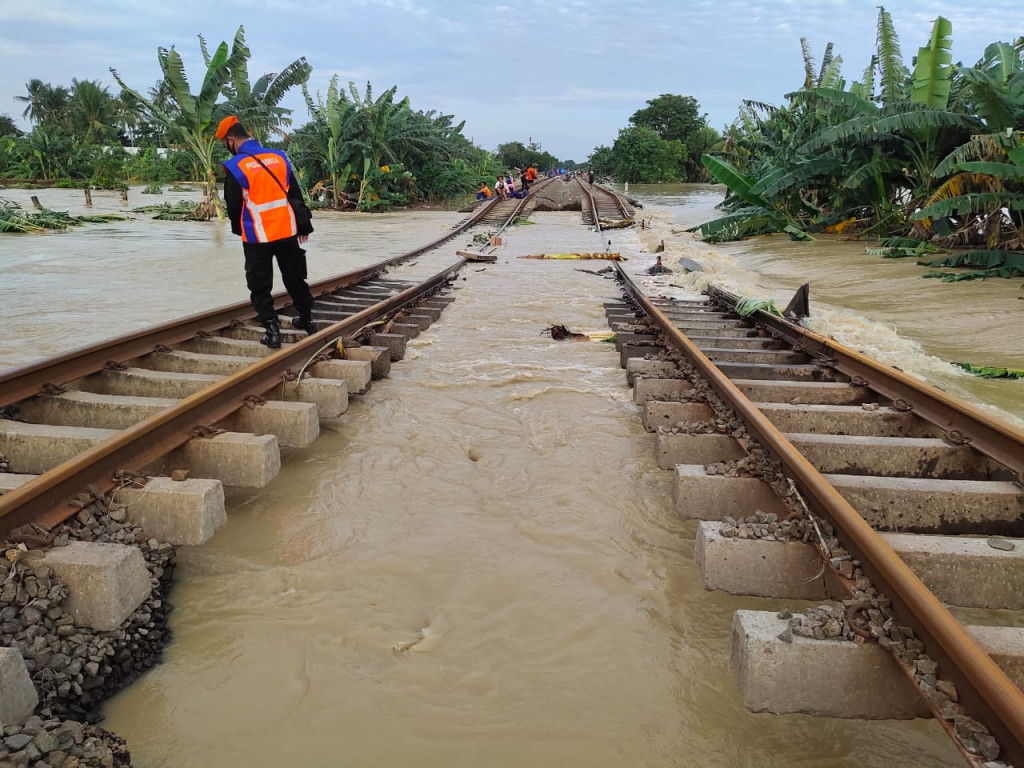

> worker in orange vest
[219,115,316,349]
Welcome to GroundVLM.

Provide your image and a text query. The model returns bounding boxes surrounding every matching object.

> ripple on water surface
[97,214,962,767]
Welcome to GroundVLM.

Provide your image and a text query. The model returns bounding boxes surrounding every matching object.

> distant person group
[476,166,539,200]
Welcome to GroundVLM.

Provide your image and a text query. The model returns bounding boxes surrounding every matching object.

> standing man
[218,115,317,349]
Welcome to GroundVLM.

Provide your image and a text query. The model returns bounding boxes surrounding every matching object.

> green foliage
[0,114,21,137]
[911,17,953,109]
[690,8,1022,257]
[876,6,909,106]
[293,76,488,209]
[953,362,1024,378]
[494,141,558,172]
[606,125,686,183]
[587,93,717,182]
[111,27,251,217]
[734,297,783,317]
[957,42,1024,131]
[919,249,1024,272]
[132,201,207,220]
[0,198,126,233]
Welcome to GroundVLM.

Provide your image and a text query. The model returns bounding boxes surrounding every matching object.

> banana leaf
[953,362,1024,379]
[910,16,953,109]
[919,250,1024,271]
[734,297,783,318]
[913,193,1024,220]
[784,225,815,241]
[953,161,1024,180]
[869,237,943,258]
[701,155,771,210]
[922,266,1023,281]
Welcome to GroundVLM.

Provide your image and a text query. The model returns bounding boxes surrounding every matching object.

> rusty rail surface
[491,177,554,239]
[577,179,601,231]
[0,196,503,410]
[615,264,1024,767]
[0,262,462,537]
[706,285,1024,481]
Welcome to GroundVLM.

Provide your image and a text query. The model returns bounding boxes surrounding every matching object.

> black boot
[293,314,320,336]
[260,319,282,349]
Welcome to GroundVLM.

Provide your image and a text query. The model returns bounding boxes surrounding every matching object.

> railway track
[608,264,1024,767]
[0,191,532,540]
[577,177,633,228]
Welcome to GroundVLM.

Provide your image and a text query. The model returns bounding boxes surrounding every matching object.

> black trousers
[242,236,313,323]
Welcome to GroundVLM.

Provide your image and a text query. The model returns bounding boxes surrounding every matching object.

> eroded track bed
[608,266,1024,767]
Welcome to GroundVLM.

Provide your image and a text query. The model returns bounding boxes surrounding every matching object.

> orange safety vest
[224,142,298,243]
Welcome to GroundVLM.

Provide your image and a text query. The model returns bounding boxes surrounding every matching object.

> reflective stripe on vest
[242,193,294,243]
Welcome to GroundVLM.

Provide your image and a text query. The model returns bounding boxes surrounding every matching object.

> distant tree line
[588,94,720,183]
[0,27,571,212]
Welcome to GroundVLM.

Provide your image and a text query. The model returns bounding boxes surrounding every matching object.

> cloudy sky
[0,0,1019,161]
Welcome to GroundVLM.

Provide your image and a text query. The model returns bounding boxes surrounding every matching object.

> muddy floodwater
[628,183,1023,427]
[0,184,1001,766]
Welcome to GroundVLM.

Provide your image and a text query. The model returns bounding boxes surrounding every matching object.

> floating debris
[131,200,212,221]
[520,252,625,260]
[953,362,1024,379]
[0,199,127,234]
[541,325,615,342]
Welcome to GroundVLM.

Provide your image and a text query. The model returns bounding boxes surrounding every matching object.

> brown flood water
[627,183,1023,426]
[0,189,977,766]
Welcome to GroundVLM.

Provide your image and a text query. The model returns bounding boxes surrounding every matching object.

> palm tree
[68,79,117,143]
[14,79,70,129]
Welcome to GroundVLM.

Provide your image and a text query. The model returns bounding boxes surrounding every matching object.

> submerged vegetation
[684,8,1024,281]
[0,199,127,233]
[1,26,570,221]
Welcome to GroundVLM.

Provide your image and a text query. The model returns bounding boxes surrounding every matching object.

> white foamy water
[619,184,1024,428]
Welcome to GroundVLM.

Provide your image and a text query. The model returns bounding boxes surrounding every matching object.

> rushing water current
[0,184,1000,766]
[626,183,1023,428]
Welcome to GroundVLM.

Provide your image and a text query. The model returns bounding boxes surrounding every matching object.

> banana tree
[292,76,361,209]
[111,28,247,218]
[958,42,1024,132]
[208,27,311,142]
[915,141,1024,249]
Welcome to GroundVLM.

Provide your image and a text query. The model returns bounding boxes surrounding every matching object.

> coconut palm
[14,80,70,129]
[68,79,118,143]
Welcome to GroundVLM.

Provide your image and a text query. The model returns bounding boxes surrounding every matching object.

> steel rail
[706,285,1024,480]
[581,177,632,221]
[0,197,503,409]
[0,261,462,537]
[597,182,633,220]
[615,264,1024,767]
[574,178,602,231]
[492,177,554,239]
